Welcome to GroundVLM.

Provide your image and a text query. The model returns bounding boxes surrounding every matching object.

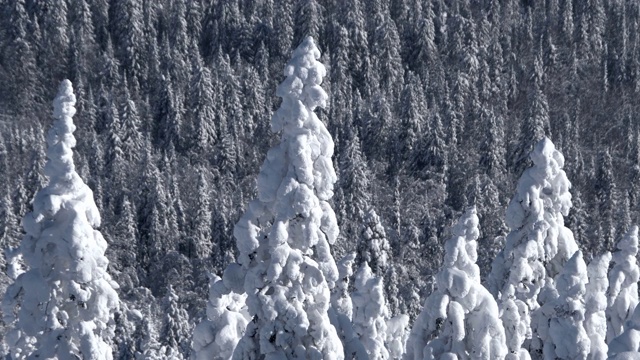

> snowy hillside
[1,0,640,359]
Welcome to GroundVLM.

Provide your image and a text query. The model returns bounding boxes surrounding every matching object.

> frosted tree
[385,314,410,360]
[139,318,162,360]
[187,56,217,163]
[356,208,391,277]
[584,252,611,360]
[329,253,368,359]
[186,167,213,260]
[352,262,389,360]
[595,149,618,253]
[109,195,139,292]
[160,286,191,359]
[608,305,640,358]
[119,81,143,163]
[192,269,249,360]
[539,251,589,359]
[488,137,578,358]
[606,225,640,343]
[405,207,507,360]
[331,253,355,321]
[2,80,120,359]
[511,54,550,176]
[230,37,343,359]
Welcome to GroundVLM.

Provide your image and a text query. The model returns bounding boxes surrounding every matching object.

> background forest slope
[0,0,639,355]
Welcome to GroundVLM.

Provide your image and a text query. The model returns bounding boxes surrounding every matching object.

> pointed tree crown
[231,36,343,360]
[2,80,119,360]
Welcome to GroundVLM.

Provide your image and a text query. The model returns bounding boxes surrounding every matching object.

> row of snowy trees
[2,0,640,358]
[4,33,640,360]
[189,38,640,359]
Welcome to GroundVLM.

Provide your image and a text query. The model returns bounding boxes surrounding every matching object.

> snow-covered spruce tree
[352,262,389,360]
[608,304,640,357]
[487,137,578,358]
[328,253,368,359]
[584,252,611,360]
[2,80,119,359]
[405,207,507,360]
[356,208,391,277]
[139,317,162,360]
[159,285,191,359]
[186,166,213,260]
[606,225,640,343]
[539,251,589,359]
[230,37,343,359]
[331,253,355,322]
[385,312,410,360]
[192,270,249,360]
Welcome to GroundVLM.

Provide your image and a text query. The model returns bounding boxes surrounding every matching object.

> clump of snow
[2,80,119,359]
[585,252,612,360]
[608,304,640,357]
[606,226,640,343]
[539,251,590,359]
[192,273,249,360]
[229,37,343,359]
[332,253,356,321]
[352,262,389,360]
[386,314,409,359]
[405,207,507,359]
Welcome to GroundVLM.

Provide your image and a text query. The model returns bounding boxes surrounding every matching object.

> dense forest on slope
[1,0,639,357]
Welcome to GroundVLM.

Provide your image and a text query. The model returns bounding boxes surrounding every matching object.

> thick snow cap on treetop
[274,36,328,114]
[48,80,79,177]
[34,79,100,227]
[263,35,335,203]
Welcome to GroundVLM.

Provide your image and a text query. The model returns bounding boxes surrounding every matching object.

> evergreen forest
[1,0,640,358]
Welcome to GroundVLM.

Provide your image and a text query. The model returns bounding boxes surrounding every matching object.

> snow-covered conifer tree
[160,285,191,359]
[606,225,640,343]
[585,252,611,360]
[352,262,389,360]
[357,208,391,277]
[332,253,355,321]
[192,270,249,360]
[385,314,410,360]
[329,253,368,359]
[187,167,213,260]
[608,305,640,357]
[405,207,507,360]
[540,251,590,359]
[230,37,343,359]
[139,318,162,360]
[2,80,119,359]
[119,81,143,163]
[488,137,578,358]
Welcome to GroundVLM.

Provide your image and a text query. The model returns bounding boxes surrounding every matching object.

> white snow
[352,262,390,360]
[607,226,640,343]
[2,80,119,360]
[585,252,612,360]
[405,207,507,360]
[228,37,344,359]
[488,137,578,357]
[192,274,250,360]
